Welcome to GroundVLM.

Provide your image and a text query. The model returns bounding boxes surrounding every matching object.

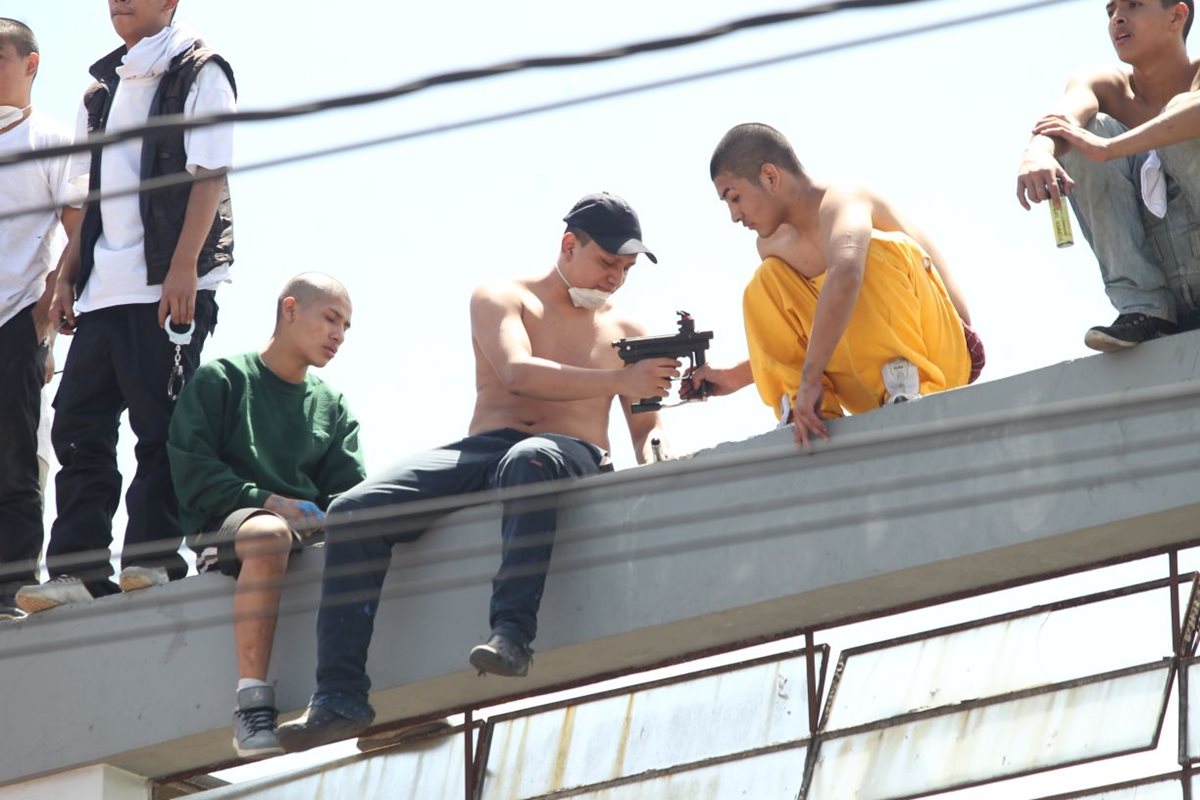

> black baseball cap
[563,192,657,264]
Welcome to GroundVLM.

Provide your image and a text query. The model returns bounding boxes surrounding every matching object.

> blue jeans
[311,428,609,721]
[1060,112,1200,324]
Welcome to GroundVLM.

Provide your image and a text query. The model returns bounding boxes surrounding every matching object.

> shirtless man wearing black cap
[278,192,676,752]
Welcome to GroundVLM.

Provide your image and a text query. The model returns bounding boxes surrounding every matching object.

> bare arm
[790,195,871,446]
[35,205,82,341]
[1035,88,1200,162]
[805,197,871,389]
[470,284,677,402]
[158,170,226,327]
[1017,71,1105,209]
[50,205,85,334]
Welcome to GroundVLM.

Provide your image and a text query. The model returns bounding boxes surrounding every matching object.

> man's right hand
[1017,140,1074,210]
[620,358,680,400]
[50,276,77,335]
[265,494,327,535]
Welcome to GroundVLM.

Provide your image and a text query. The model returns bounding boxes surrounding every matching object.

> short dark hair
[710,123,804,183]
[564,225,593,247]
[1167,0,1195,40]
[0,18,38,58]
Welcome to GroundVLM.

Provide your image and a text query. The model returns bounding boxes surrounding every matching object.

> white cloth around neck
[116,24,199,80]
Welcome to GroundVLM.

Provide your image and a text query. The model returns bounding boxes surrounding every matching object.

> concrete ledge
[5,331,1200,785]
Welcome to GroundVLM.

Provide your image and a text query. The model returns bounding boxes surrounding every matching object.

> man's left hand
[1032,114,1112,162]
[792,378,829,447]
[158,260,198,328]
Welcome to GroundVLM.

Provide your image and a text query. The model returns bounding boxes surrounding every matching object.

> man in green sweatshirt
[167,272,365,759]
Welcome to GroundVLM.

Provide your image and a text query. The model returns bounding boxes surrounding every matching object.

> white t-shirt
[76,25,237,314]
[0,112,88,328]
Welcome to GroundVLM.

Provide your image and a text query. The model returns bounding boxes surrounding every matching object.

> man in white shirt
[0,18,85,621]
[17,0,237,613]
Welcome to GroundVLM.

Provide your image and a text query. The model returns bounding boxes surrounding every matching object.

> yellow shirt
[743,230,969,420]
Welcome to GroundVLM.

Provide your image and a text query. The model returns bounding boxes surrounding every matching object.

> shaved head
[710,123,804,182]
[275,272,350,326]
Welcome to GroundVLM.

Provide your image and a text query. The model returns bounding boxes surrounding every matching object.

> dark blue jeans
[311,429,608,721]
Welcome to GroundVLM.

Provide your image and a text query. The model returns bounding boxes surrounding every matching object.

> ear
[280,296,298,322]
[25,52,39,80]
[561,231,577,258]
[760,163,782,192]
[1174,2,1191,31]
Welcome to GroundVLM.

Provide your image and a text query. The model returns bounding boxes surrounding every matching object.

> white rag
[1140,149,1168,219]
[116,24,199,80]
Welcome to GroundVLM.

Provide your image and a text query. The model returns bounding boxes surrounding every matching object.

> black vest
[77,41,237,293]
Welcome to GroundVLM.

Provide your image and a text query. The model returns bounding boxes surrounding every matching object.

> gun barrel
[613,331,713,363]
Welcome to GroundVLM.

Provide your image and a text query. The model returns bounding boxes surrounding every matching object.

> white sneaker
[119,566,170,592]
[15,576,94,614]
[882,357,922,405]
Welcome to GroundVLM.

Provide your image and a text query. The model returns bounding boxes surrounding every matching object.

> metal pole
[805,631,819,736]
[464,709,475,800]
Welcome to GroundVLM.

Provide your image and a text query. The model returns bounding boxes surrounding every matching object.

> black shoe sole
[1084,329,1140,353]
[469,645,529,677]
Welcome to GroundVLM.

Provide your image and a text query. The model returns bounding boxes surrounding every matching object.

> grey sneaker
[119,565,170,592]
[469,632,533,677]
[882,357,922,405]
[233,686,283,758]
[15,576,93,614]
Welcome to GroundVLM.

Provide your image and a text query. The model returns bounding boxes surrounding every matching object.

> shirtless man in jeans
[277,192,675,752]
[1017,1,1200,350]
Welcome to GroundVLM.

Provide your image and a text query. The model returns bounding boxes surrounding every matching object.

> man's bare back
[469,276,639,449]
[755,184,971,323]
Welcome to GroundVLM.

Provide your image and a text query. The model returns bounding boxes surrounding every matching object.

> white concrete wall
[4,332,1200,787]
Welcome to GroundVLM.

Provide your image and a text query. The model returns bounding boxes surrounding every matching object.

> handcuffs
[164,314,195,401]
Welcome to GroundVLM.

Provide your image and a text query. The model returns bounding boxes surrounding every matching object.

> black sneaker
[276,705,373,753]
[469,632,533,677]
[1084,313,1178,352]
[0,604,27,621]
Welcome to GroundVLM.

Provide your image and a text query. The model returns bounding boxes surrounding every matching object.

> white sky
[9,0,1183,795]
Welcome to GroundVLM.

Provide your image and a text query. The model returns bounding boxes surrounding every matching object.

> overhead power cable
[0,0,1080,215]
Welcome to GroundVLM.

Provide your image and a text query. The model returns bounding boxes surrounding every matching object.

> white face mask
[0,105,30,130]
[556,264,611,310]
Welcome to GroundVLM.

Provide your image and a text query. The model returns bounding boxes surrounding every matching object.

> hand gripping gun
[612,311,714,413]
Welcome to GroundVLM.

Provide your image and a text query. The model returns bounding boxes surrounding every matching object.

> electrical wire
[0,0,1082,223]
[0,0,1079,170]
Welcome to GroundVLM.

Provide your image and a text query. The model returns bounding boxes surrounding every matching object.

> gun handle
[631,398,662,414]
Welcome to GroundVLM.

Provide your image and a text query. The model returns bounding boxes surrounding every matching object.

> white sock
[237,678,270,695]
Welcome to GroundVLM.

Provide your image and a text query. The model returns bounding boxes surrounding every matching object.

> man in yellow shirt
[692,123,983,445]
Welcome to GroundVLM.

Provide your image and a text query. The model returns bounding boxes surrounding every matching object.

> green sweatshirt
[167,352,366,536]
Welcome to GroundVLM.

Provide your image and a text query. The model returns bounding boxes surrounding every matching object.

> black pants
[0,305,45,605]
[48,294,217,596]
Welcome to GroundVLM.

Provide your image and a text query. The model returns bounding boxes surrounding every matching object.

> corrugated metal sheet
[826,587,1170,731]
[1035,774,1181,799]
[191,730,466,800]
[806,664,1170,800]
[481,651,818,800]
